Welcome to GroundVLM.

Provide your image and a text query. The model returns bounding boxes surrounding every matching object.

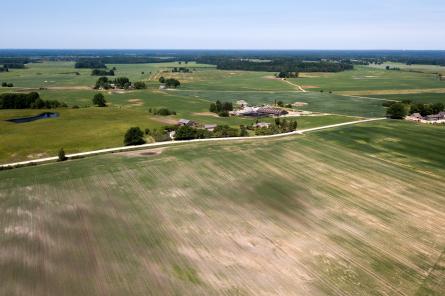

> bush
[134,81,146,89]
[124,127,146,146]
[165,78,181,88]
[58,148,67,162]
[92,93,107,107]
[154,108,175,116]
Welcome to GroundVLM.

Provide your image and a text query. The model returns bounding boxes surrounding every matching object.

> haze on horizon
[1,0,444,50]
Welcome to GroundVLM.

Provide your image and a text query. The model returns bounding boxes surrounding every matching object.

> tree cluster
[196,57,354,73]
[384,100,445,118]
[254,118,298,136]
[1,82,14,87]
[172,67,191,73]
[133,81,146,89]
[0,92,65,109]
[94,76,132,89]
[165,78,181,88]
[149,107,176,116]
[209,100,233,117]
[75,59,107,69]
[276,72,299,78]
[91,69,115,76]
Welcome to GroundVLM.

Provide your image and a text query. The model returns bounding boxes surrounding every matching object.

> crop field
[1,120,444,295]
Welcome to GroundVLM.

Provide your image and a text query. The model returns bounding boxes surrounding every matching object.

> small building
[254,122,271,128]
[406,112,424,121]
[204,124,217,132]
[257,107,288,116]
[159,84,167,90]
[178,119,196,126]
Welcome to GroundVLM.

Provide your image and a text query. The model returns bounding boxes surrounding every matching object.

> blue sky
[1,0,444,49]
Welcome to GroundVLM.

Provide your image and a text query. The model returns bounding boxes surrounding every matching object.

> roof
[204,124,217,128]
[178,119,191,124]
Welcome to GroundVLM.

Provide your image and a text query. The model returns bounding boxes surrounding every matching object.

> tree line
[385,100,445,119]
[209,100,233,117]
[0,92,65,109]
[195,57,354,72]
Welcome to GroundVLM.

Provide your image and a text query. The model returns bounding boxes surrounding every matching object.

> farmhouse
[257,107,288,116]
[178,119,196,126]
[204,124,217,132]
[406,112,445,124]
[254,122,271,128]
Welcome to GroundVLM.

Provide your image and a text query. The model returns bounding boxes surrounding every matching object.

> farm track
[0,118,385,168]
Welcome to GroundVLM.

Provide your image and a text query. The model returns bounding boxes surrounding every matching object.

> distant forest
[0,50,444,70]
[196,57,354,72]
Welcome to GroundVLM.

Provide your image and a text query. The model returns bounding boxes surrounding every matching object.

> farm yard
[1,120,445,295]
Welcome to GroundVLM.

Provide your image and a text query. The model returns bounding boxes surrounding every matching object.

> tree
[58,148,67,162]
[432,102,445,114]
[215,100,222,112]
[114,77,131,88]
[277,101,284,107]
[92,93,107,107]
[209,103,217,113]
[175,125,197,140]
[159,76,165,83]
[386,102,408,119]
[239,125,248,137]
[134,81,146,89]
[124,127,146,146]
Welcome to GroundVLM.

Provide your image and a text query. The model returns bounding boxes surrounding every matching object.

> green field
[288,65,445,92]
[1,61,444,164]
[365,92,445,104]
[1,120,444,295]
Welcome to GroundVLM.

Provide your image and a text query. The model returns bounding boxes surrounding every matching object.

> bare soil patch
[118,148,164,157]
[192,112,220,117]
[151,116,179,125]
[128,99,144,106]
[337,88,445,96]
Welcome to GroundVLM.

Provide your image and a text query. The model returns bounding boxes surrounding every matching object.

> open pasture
[1,120,444,295]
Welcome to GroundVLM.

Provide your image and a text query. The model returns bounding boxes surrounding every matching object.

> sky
[1,0,444,49]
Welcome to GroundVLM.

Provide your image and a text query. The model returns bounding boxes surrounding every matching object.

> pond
[6,112,59,123]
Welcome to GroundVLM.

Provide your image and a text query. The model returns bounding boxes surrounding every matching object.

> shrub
[58,148,67,162]
[134,81,146,89]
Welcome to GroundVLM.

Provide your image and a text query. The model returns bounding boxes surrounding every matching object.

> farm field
[1,120,444,295]
[0,107,355,164]
[365,93,445,104]
[288,65,445,93]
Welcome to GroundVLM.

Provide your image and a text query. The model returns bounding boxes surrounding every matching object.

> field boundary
[0,118,386,169]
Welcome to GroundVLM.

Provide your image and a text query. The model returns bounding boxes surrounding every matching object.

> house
[257,107,288,116]
[204,124,217,132]
[254,122,271,128]
[159,84,167,90]
[178,119,196,126]
[406,112,423,121]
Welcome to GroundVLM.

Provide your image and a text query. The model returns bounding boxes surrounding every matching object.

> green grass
[366,93,445,104]
[288,65,445,92]
[172,90,387,117]
[1,120,444,295]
